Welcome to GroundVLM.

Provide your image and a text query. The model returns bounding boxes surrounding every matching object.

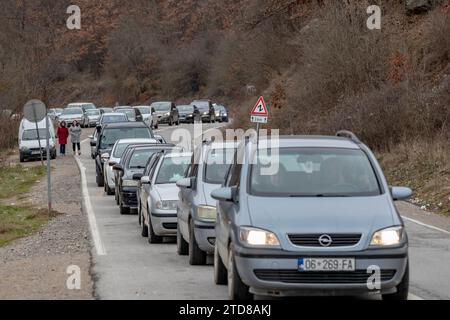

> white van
[18,117,57,162]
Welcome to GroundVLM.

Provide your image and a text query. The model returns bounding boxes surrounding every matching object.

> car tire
[119,202,129,215]
[188,221,206,265]
[228,243,253,300]
[382,262,409,301]
[96,173,104,187]
[105,182,114,195]
[19,154,25,163]
[148,213,163,244]
[177,225,189,255]
[214,244,228,285]
[141,211,148,237]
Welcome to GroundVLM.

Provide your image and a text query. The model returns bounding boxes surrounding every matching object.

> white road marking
[402,216,450,235]
[408,293,424,300]
[75,142,107,256]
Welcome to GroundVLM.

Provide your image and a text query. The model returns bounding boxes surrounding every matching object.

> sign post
[23,99,52,213]
[250,96,269,146]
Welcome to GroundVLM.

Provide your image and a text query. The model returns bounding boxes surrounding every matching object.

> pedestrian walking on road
[56,121,69,156]
[70,120,82,156]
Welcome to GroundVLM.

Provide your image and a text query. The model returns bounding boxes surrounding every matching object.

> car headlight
[223,113,227,116]
[20,146,29,152]
[164,112,170,116]
[239,227,280,247]
[370,226,404,246]
[122,180,138,187]
[203,111,208,115]
[197,205,216,221]
[155,200,178,210]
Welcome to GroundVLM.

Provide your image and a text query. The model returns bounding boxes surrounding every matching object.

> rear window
[203,148,234,184]
[101,114,127,124]
[250,147,381,197]
[155,156,191,184]
[100,127,152,148]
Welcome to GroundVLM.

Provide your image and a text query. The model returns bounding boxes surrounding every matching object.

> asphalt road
[78,123,450,300]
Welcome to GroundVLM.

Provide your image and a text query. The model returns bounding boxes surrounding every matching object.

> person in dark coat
[56,121,69,156]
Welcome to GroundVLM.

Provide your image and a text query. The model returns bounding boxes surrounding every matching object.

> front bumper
[157,115,170,123]
[120,187,138,208]
[20,147,55,159]
[193,220,216,254]
[233,244,408,297]
[179,114,194,123]
[150,211,177,236]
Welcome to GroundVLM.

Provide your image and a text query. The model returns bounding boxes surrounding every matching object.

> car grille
[288,234,362,247]
[162,223,177,230]
[254,269,396,284]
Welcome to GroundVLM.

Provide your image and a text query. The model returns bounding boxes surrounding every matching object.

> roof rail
[336,130,361,143]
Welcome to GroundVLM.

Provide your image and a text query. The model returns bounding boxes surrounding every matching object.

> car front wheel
[148,213,163,244]
[177,225,188,255]
[228,243,253,300]
[214,244,227,285]
[189,221,206,265]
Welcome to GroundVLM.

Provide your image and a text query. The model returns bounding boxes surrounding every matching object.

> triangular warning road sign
[251,96,269,116]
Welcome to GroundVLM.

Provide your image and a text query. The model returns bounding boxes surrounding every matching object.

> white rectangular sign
[251,116,268,123]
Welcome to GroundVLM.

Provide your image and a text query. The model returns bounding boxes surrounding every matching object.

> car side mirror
[211,187,235,202]
[112,164,124,172]
[176,177,193,189]
[108,161,117,167]
[141,176,151,184]
[390,187,412,201]
[90,140,96,147]
[88,135,94,139]
[96,125,101,133]
[133,173,144,181]
[136,115,143,122]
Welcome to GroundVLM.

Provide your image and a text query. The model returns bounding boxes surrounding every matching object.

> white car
[134,106,158,129]
[103,138,159,195]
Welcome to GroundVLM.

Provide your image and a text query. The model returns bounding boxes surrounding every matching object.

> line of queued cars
[89,107,413,301]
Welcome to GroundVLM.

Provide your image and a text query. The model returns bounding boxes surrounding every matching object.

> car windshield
[191,101,209,112]
[127,149,156,169]
[135,106,151,114]
[250,147,381,197]
[155,156,191,184]
[113,143,134,158]
[204,148,234,184]
[177,105,193,112]
[100,128,152,149]
[101,108,113,112]
[214,105,225,111]
[151,102,171,112]
[86,110,100,116]
[62,108,83,115]
[101,114,127,124]
[22,129,49,141]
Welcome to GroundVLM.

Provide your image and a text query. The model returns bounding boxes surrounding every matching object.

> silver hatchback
[212,132,412,300]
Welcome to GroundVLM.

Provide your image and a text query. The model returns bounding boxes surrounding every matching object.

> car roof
[246,135,361,149]
[101,113,123,116]
[116,138,158,144]
[102,122,148,129]
[68,102,93,106]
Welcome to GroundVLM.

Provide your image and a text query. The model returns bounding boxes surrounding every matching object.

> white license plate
[298,258,355,272]
[31,151,42,155]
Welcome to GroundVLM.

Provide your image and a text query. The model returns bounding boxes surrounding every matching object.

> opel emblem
[318,234,332,247]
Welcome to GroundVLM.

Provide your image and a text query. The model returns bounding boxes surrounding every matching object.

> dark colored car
[213,104,229,123]
[176,105,201,123]
[150,101,180,126]
[190,100,216,123]
[92,122,154,187]
[114,144,175,214]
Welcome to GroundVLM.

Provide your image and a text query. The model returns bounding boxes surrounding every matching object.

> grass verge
[0,165,46,199]
[0,205,58,247]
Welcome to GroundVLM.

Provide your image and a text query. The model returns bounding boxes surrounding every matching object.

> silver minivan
[212,132,412,300]
[176,141,236,265]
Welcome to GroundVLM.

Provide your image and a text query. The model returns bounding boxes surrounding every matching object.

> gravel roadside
[0,149,93,299]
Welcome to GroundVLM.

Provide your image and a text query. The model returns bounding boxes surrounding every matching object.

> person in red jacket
[56,121,69,156]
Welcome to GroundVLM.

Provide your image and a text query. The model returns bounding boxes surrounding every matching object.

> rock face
[406,0,433,13]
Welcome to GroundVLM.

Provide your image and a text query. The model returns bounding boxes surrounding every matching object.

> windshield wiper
[289,194,350,197]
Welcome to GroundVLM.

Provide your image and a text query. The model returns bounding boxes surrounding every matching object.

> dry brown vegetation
[0,0,448,212]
